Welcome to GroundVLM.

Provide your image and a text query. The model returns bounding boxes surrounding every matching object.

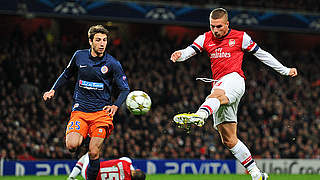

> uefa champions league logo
[146,8,175,20]
[37,0,91,15]
[309,19,320,31]
[231,13,258,25]
[54,2,86,15]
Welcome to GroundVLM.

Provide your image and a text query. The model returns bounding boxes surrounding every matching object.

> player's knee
[88,148,100,159]
[221,138,237,149]
[207,95,229,105]
[66,142,79,152]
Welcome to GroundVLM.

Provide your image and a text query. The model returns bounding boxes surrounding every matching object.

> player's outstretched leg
[173,97,220,127]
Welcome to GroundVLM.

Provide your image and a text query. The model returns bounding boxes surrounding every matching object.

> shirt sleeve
[119,157,135,170]
[190,34,205,53]
[253,48,290,75]
[175,34,204,62]
[51,51,78,90]
[242,32,259,53]
[112,61,130,107]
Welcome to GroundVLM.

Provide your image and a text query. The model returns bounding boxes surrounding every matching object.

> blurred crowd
[0,24,319,161]
[141,0,320,13]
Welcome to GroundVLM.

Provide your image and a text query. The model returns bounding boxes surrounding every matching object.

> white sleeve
[119,157,135,170]
[193,34,205,51]
[176,34,204,62]
[175,46,197,62]
[253,48,290,75]
[242,32,258,52]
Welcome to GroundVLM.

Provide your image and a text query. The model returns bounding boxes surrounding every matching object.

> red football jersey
[85,159,132,180]
[192,29,258,80]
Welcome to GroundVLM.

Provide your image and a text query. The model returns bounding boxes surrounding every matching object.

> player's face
[210,17,229,38]
[90,33,107,57]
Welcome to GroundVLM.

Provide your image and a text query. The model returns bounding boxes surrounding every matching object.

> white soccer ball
[126,90,151,115]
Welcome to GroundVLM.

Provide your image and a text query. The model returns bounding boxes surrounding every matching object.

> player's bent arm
[171,46,197,62]
[50,51,78,91]
[253,48,291,76]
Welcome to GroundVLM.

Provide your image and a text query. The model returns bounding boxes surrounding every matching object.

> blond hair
[210,8,228,20]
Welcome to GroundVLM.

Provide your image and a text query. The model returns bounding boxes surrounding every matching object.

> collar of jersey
[214,28,231,40]
[88,49,107,62]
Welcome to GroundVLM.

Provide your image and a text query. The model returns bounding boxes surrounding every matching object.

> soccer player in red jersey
[171,8,297,180]
[67,153,146,180]
[43,25,130,180]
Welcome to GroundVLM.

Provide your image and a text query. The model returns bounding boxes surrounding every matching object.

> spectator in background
[0,149,8,160]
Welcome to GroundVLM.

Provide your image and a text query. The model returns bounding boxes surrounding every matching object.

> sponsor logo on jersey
[101,65,108,74]
[80,65,87,68]
[210,48,231,59]
[79,80,104,90]
[229,39,235,47]
[122,76,126,81]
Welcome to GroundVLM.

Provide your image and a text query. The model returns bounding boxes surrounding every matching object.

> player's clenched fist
[288,68,298,77]
[170,51,182,62]
[43,89,55,101]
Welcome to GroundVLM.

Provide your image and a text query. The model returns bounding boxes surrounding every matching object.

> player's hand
[170,51,182,62]
[43,90,55,101]
[103,105,118,116]
[288,68,298,77]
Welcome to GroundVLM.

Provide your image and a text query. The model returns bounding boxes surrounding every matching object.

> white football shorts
[210,72,245,129]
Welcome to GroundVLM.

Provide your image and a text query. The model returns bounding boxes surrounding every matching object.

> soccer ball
[126,90,151,115]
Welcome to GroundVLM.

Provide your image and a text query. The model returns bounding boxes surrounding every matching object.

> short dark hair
[210,7,228,20]
[88,25,109,41]
[132,169,146,180]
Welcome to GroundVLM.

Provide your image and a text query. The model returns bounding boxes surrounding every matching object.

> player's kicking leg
[173,90,223,127]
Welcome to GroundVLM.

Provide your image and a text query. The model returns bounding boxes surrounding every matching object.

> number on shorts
[68,121,80,131]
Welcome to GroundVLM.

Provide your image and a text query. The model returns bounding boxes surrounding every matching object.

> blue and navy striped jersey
[51,49,130,112]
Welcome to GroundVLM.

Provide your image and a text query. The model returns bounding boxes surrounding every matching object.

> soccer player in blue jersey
[43,25,130,180]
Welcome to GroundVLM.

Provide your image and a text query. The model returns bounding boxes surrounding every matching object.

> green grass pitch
[0,174,319,180]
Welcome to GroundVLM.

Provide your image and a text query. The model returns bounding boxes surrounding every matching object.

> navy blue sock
[86,159,100,180]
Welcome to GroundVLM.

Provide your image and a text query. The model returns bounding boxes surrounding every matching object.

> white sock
[196,98,220,119]
[69,162,82,178]
[229,140,260,176]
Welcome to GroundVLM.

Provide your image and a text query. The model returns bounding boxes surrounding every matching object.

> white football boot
[252,172,268,180]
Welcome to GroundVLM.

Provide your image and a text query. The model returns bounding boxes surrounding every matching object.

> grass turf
[0,174,319,180]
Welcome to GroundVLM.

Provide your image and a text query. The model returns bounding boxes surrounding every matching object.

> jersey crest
[229,39,235,47]
[101,65,108,74]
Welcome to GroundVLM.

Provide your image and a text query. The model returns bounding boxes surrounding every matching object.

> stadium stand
[121,0,320,13]
[0,20,319,161]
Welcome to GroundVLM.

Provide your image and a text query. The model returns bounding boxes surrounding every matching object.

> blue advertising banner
[0,159,76,176]
[1,159,236,176]
[132,159,236,174]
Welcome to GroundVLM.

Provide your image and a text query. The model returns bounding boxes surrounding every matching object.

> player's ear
[89,39,93,46]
